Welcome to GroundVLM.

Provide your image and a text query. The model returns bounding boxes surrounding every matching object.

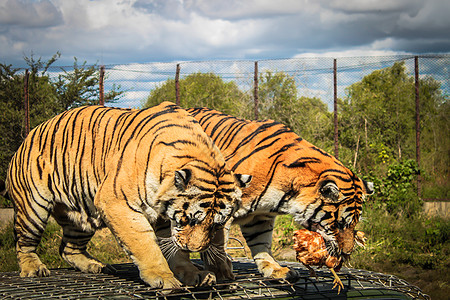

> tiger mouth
[306,221,342,258]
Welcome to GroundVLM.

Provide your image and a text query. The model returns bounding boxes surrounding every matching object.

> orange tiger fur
[4,102,251,288]
[188,107,373,281]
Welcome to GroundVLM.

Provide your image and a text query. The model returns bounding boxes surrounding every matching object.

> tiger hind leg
[14,201,51,277]
[59,225,105,273]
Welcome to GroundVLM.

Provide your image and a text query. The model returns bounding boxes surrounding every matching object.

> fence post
[24,69,30,137]
[99,65,105,105]
[415,56,421,197]
[254,61,259,120]
[333,59,339,159]
[175,64,180,106]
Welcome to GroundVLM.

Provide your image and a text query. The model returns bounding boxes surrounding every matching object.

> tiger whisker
[203,243,228,265]
[157,236,179,261]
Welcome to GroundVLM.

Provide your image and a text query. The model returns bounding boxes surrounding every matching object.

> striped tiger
[2,102,251,289]
[187,107,374,281]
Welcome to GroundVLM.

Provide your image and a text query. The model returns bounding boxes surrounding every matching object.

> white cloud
[327,0,420,14]
[185,0,307,20]
[397,0,450,31]
[0,0,63,27]
[0,0,448,68]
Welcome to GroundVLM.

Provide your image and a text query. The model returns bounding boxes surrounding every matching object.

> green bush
[273,215,301,248]
[368,159,422,217]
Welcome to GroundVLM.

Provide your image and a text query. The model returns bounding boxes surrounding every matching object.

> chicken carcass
[293,229,343,293]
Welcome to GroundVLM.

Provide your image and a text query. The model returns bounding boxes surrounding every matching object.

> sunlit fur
[5,102,248,289]
[188,107,373,281]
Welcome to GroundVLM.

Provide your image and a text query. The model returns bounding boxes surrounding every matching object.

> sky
[1,0,450,67]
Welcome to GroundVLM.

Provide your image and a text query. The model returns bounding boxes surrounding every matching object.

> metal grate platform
[0,259,430,299]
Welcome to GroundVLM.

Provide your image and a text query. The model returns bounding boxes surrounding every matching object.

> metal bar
[0,260,430,300]
[415,56,421,197]
[254,61,259,120]
[333,59,339,159]
[175,63,180,106]
[99,65,105,105]
[24,69,30,137]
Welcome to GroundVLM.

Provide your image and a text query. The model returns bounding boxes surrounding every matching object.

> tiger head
[282,150,373,261]
[157,161,251,252]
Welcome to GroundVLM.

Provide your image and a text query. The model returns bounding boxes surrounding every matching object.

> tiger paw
[85,260,106,273]
[62,252,105,274]
[271,266,300,282]
[205,258,235,282]
[257,256,300,282]
[141,270,182,290]
[179,269,217,287]
[20,262,50,277]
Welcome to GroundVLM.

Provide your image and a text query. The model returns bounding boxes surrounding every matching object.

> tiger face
[283,160,374,260]
[159,164,250,252]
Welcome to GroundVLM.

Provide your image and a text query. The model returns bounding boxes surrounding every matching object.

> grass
[1,210,448,300]
[0,221,130,273]
[334,204,449,300]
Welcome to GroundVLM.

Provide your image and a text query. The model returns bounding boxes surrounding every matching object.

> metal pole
[24,69,30,137]
[254,61,259,120]
[334,59,339,159]
[99,65,105,105]
[415,56,421,197]
[175,64,180,106]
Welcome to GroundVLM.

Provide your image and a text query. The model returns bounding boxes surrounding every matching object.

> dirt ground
[0,208,13,228]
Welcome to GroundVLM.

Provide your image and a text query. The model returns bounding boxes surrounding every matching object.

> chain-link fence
[9,54,450,200]
[96,55,448,110]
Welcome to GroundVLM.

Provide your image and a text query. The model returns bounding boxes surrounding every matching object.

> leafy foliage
[0,54,124,195]
[351,205,450,300]
[257,72,333,151]
[55,58,122,109]
[0,221,130,272]
[144,72,251,117]
[367,159,422,216]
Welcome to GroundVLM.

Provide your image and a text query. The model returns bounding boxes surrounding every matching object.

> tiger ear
[175,169,192,191]
[234,174,252,188]
[320,181,339,201]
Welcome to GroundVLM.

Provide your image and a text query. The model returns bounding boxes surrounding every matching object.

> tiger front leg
[241,215,299,281]
[201,224,235,282]
[167,250,217,287]
[155,218,216,286]
[96,195,181,290]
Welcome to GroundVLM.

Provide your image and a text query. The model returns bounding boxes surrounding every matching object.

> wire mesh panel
[0,259,429,300]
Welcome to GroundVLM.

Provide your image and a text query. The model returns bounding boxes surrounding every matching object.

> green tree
[340,62,415,169]
[144,72,250,117]
[418,77,449,193]
[257,71,298,127]
[257,71,333,150]
[55,58,122,109]
[339,61,447,198]
[0,64,28,182]
[0,54,124,195]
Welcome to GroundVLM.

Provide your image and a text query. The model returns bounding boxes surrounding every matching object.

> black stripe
[249,154,283,212]
[309,146,332,158]
[215,120,245,148]
[243,229,273,242]
[231,138,280,172]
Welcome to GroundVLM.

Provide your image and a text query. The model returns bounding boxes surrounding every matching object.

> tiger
[2,102,251,289]
[187,107,374,281]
